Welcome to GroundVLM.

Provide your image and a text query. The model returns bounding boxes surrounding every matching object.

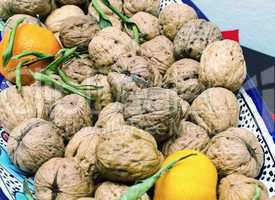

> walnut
[60,15,100,51]
[206,128,264,178]
[140,36,174,75]
[96,125,162,182]
[162,121,209,156]
[200,40,247,91]
[49,94,93,141]
[123,0,159,17]
[34,157,94,200]
[219,174,268,200]
[123,87,187,142]
[190,87,239,136]
[7,118,64,175]
[159,3,197,40]
[174,19,222,60]
[162,58,205,102]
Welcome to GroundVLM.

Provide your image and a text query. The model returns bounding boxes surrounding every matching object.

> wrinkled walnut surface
[206,128,264,178]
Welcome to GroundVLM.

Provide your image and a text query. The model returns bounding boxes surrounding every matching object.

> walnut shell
[45,5,85,33]
[3,14,45,34]
[162,121,209,156]
[128,12,160,41]
[0,86,48,132]
[96,125,162,182]
[56,0,87,5]
[219,174,268,200]
[49,94,93,141]
[140,35,174,75]
[123,0,158,17]
[111,56,162,88]
[206,128,264,178]
[162,58,205,102]
[81,75,112,112]
[88,27,139,74]
[200,40,247,91]
[7,118,64,175]
[95,181,150,200]
[62,55,97,84]
[0,0,13,20]
[78,198,94,200]
[190,87,239,136]
[123,87,187,142]
[174,19,222,60]
[95,102,126,130]
[65,127,102,178]
[35,157,94,200]
[159,3,197,40]
[60,15,100,51]
[11,0,53,17]
[108,72,140,103]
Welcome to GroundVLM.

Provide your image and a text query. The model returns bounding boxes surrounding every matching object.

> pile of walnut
[0,0,272,200]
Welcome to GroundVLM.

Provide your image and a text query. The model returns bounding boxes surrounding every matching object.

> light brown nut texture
[62,55,97,84]
[56,0,87,5]
[3,14,45,34]
[129,12,160,41]
[95,181,150,200]
[95,102,126,130]
[174,19,222,60]
[162,121,209,157]
[112,56,162,88]
[35,157,94,200]
[45,5,85,33]
[159,3,198,40]
[123,0,159,17]
[162,58,205,102]
[49,94,93,141]
[96,125,163,182]
[8,118,64,175]
[0,0,13,20]
[190,87,239,136]
[123,87,186,142]
[59,15,100,51]
[89,27,139,74]
[200,40,247,91]
[206,128,264,178]
[81,75,112,112]
[65,127,102,178]
[108,72,140,103]
[11,0,53,17]
[218,174,268,200]
[0,86,48,132]
[140,35,174,75]
[78,198,94,200]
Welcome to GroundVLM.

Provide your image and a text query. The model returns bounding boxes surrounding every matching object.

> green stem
[118,153,197,200]
[15,59,30,92]
[23,179,35,200]
[92,0,112,29]
[2,17,25,67]
[41,47,77,75]
[13,50,53,60]
[252,186,261,200]
[31,71,92,100]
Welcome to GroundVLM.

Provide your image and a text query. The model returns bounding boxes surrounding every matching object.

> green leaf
[15,59,30,92]
[252,186,261,200]
[100,0,141,42]
[118,153,197,200]
[92,0,112,29]
[31,71,93,100]
[2,17,25,67]
[23,179,35,200]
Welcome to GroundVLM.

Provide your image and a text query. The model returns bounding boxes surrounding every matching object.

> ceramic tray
[0,0,274,199]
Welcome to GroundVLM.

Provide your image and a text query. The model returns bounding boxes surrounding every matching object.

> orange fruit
[0,23,61,85]
[154,150,218,200]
